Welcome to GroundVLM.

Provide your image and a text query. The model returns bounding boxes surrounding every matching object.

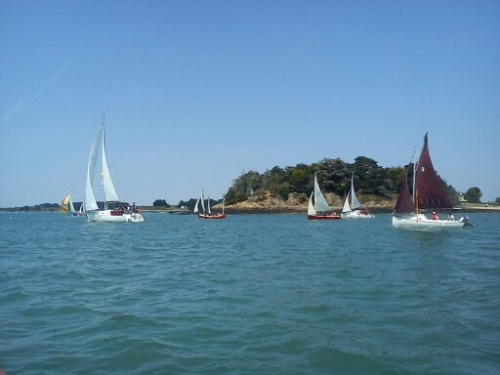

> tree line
[223,156,442,205]
[154,156,488,208]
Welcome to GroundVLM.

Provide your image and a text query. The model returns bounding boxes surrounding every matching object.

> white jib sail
[307,193,316,215]
[313,174,331,212]
[194,197,200,213]
[342,191,352,213]
[68,194,76,213]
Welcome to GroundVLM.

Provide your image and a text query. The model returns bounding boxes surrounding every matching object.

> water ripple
[1,213,499,374]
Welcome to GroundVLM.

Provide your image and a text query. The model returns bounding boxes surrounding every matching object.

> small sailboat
[392,133,467,230]
[307,173,341,220]
[60,193,81,216]
[194,189,226,219]
[341,174,374,219]
[84,118,144,223]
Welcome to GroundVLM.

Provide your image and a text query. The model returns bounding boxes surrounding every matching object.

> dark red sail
[415,133,453,209]
[393,167,415,214]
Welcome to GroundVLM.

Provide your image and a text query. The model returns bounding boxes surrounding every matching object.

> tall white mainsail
[350,174,361,210]
[200,190,206,214]
[100,123,119,205]
[194,189,204,214]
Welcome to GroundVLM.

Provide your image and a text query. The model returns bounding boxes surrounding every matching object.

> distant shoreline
[1,203,498,214]
[151,205,500,215]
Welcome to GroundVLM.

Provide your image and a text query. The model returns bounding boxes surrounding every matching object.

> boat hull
[198,214,226,219]
[308,214,341,220]
[87,210,144,223]
[342,210,374,219]
[392,214,464,230]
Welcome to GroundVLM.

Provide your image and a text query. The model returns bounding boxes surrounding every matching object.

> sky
[1,0,499,207]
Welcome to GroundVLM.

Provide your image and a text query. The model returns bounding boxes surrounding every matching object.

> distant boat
[307,173,341,220]
[194,189,226,219]
[84,118,144,223]
[60,193,81,217]
[341,174,374,219]
[392,133,467,230]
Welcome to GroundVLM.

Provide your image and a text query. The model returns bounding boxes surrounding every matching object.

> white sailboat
[307,173,341,220]
[341,174,374,219]
[84,118,144,223]
[392,133,468,230]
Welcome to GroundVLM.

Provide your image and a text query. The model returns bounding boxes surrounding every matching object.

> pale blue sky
[1,0,499,207]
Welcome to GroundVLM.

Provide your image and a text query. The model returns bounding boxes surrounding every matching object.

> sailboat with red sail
[392,133,466,229]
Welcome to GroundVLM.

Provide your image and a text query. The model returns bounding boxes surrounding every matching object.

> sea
[1,212,499,375]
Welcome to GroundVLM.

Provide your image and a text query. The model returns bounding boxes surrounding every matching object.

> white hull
[87,210,144,223]
[392,214,464,230]
[342,210,375,219]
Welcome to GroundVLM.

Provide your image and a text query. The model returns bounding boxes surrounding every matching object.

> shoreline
[153,204,500,215]
[2,204,498,214]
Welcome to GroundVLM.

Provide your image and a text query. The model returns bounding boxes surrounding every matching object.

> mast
[412,149,417,204]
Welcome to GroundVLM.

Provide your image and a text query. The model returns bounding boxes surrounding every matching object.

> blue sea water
[1,212,499,375]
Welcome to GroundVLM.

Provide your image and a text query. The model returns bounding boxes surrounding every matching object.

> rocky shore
[212,193,500,215]
[214,192,397,214]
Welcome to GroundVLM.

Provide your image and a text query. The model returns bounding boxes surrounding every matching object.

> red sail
[415,134,453,209]
[393,167,415,214]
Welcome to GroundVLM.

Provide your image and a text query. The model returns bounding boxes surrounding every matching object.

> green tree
[316,158,349,195]
[179,198,197,210]
[225,170,262,204]
[464,187,482,203]
[153,199,167,206]
[349,156,385,195]
[288,164,312,194]
[262,166,288,198]
[385,166,406,194]
[222,155,464,206]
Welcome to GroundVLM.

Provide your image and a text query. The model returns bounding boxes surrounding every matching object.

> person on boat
[448,212,455,221]
[132,202,136,212]
[431,211,438,220]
